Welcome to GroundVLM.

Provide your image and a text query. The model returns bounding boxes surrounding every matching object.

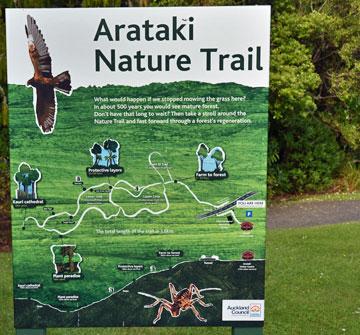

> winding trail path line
[25,152,238,235]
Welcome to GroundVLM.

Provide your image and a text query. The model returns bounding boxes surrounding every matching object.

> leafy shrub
[268,115,344,195]
[335,162,360,193]
[0,126,8,158]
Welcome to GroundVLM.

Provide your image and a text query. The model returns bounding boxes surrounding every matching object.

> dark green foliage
[151,0,272,7]
[268,0,359,195]
[0,123,8,157]
[82,0,123,7]
[268,115,343,195]
[0,128,9,250]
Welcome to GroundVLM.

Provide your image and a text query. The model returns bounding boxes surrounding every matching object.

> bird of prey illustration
[25,15,72,134]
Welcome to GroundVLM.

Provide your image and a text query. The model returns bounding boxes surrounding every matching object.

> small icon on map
[51,245,83,281]
[240,221,254,231]
[73,175,83,185]
[13,162,45,208]
[246,211,253,217]
[227,215,234,224]
[195,143,228,180]
[86,139,124,177]
[242,250,254,260]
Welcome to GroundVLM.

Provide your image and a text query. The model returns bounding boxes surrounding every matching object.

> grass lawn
[2,222,360,335]
[265,222,360,335]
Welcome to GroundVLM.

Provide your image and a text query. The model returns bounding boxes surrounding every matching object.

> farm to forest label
[6,7,270,328]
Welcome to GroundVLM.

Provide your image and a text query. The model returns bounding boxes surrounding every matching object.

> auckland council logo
[250,304,262,317]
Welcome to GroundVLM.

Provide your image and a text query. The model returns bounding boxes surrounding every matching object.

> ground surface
[268,200,360,228]
[2,221,360,334]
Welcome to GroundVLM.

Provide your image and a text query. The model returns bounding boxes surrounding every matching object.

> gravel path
[267,200,360,229]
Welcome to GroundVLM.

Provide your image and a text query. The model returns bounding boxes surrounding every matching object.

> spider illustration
[138,283,221,324]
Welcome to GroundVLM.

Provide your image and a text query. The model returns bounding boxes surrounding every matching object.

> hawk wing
[26,15,52,78]
[35,85,56,133]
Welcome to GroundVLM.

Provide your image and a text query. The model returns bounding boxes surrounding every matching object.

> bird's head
[27,78,35,87]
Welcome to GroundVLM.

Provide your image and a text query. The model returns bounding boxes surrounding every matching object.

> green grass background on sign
[9,81,267,313]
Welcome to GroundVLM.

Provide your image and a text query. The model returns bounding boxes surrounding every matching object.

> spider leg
[194,298,213,308]
[145,298,171,309]
[153,299,173,324]
[190,304,207,322]
[169,282,177,301]
[189,284,213,307]
[144,299,161,309]
[153,304,164,324]
[189,283,204,299]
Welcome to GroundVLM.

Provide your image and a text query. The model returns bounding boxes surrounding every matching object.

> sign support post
[232,327,263,335]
